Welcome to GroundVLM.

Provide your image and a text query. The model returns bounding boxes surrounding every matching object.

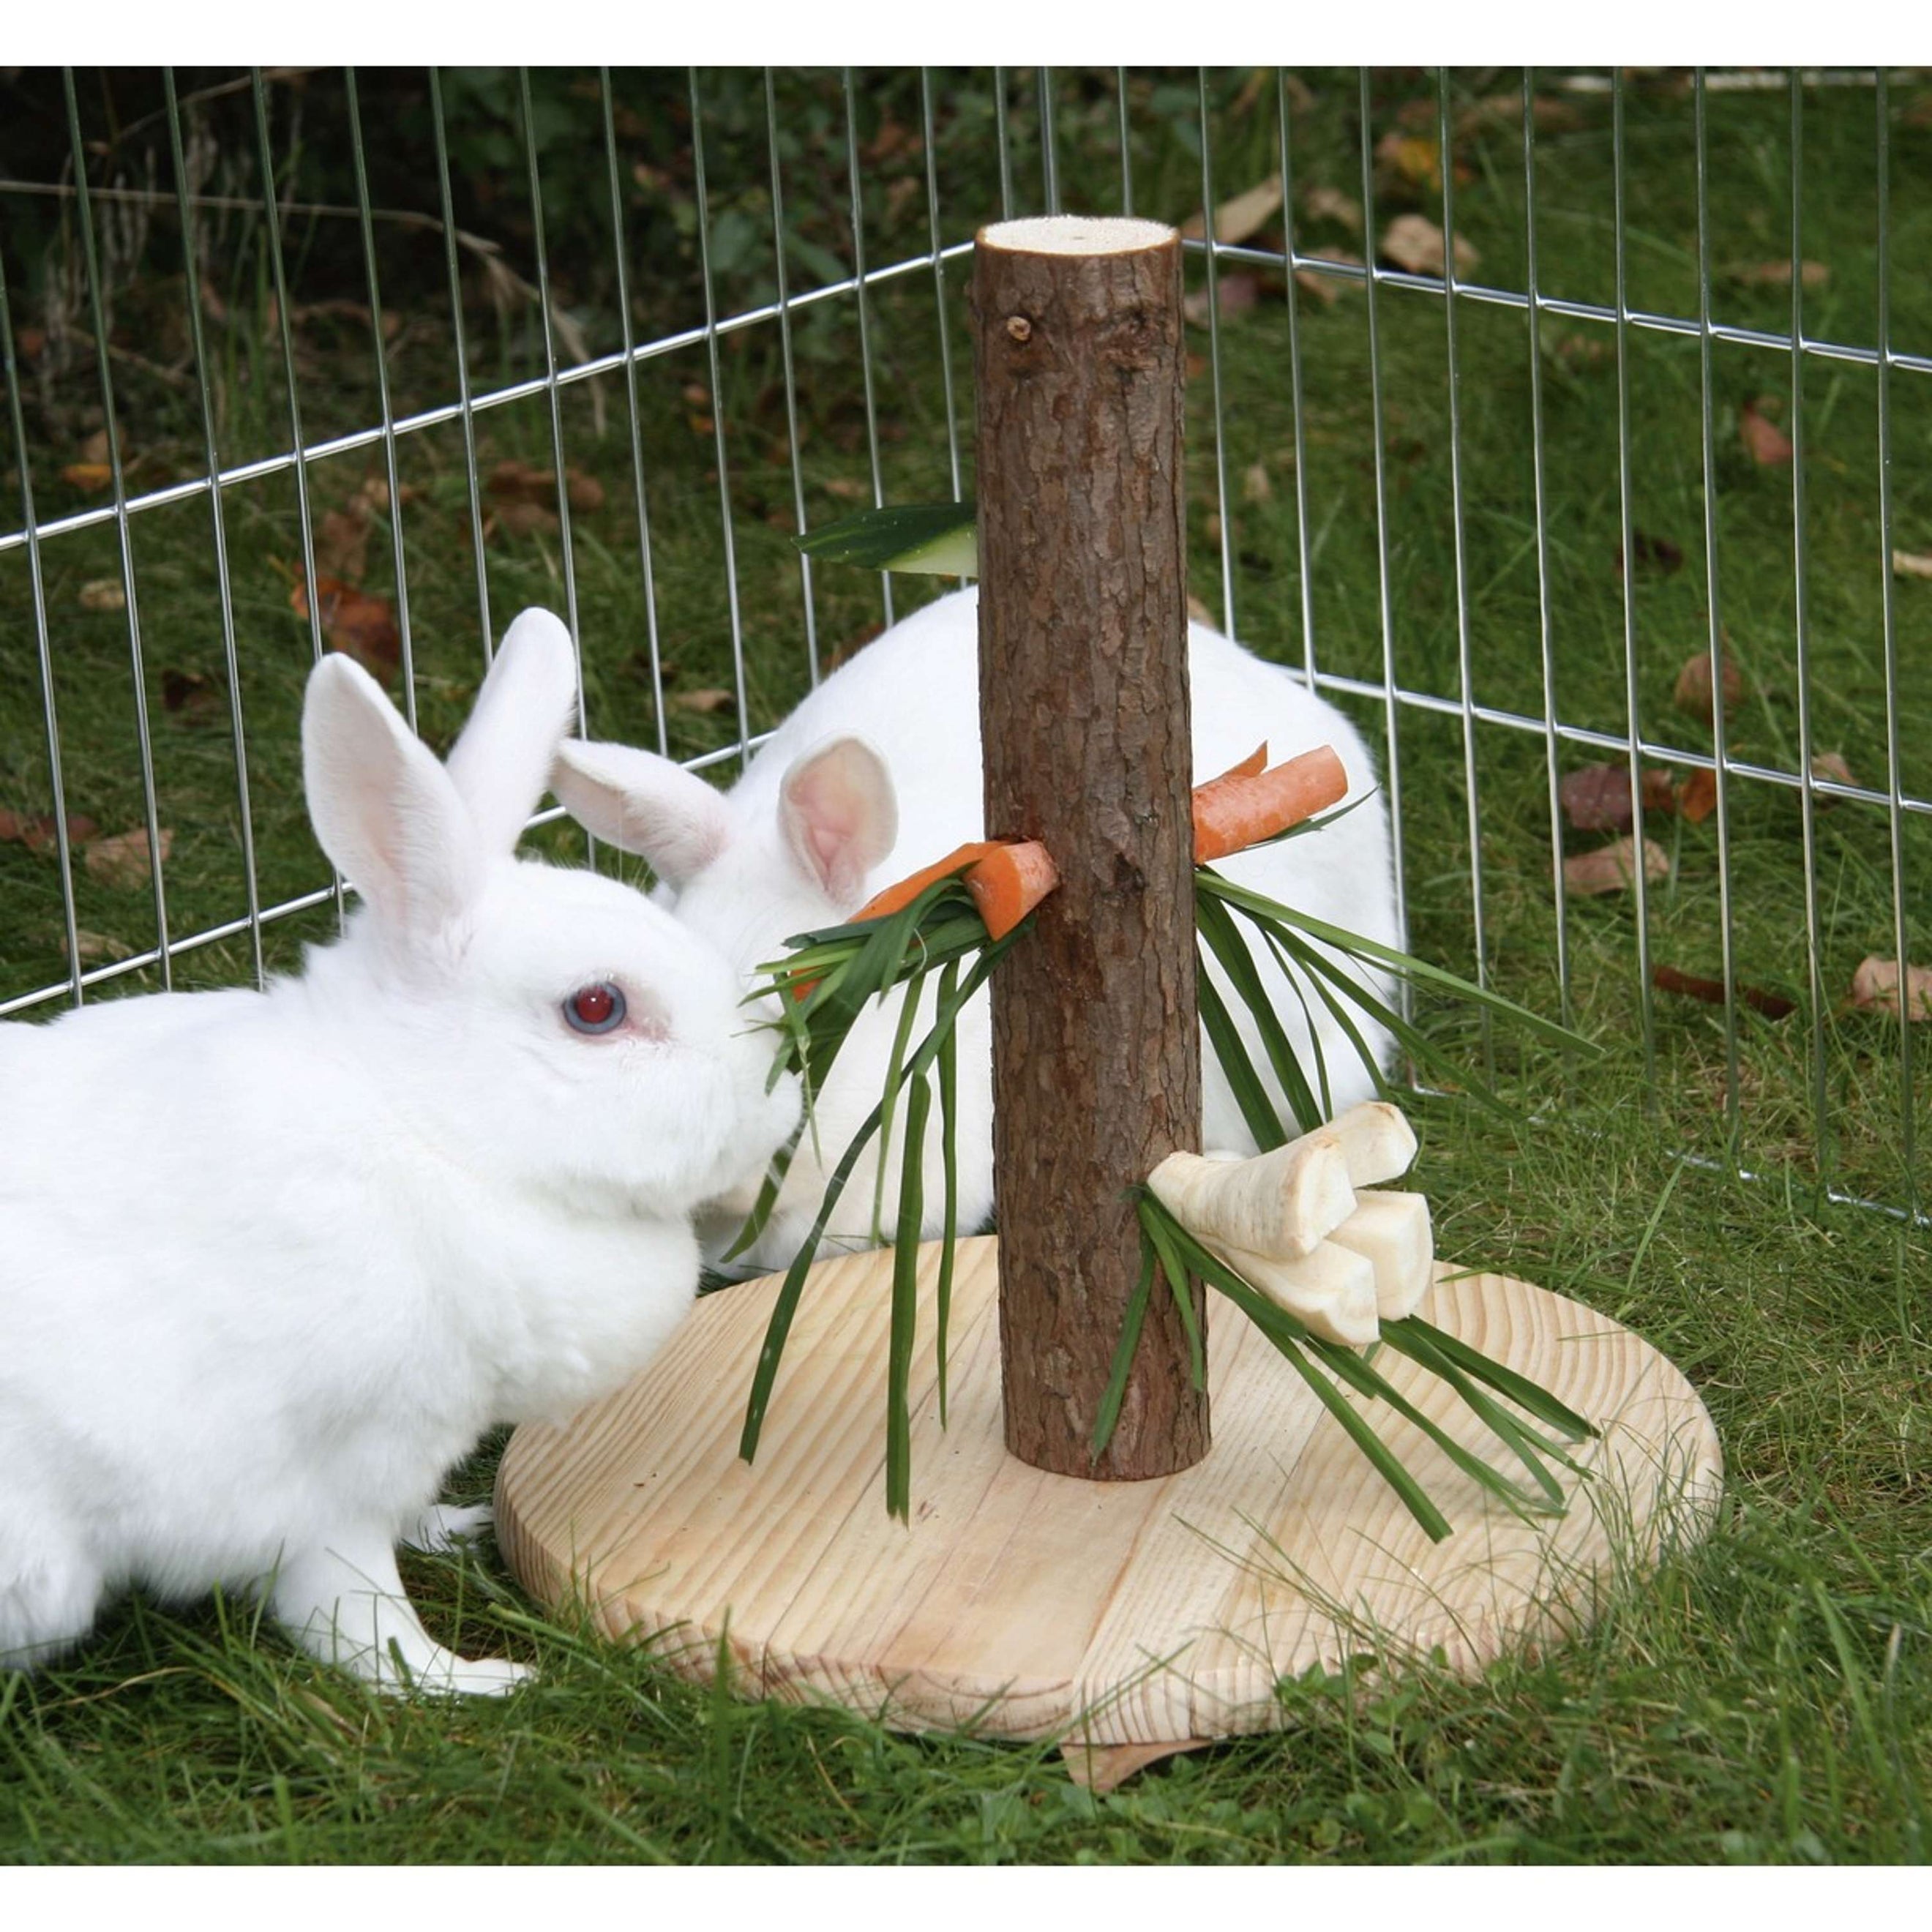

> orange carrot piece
[965,840,1060,940]
[1199,741,1269,790]
[846,839,1005,927]
[1191,744,1349,864]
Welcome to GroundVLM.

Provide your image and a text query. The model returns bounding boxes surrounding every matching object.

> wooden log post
[973,216,1207,1480]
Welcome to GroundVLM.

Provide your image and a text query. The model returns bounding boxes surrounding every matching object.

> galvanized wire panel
[0,67,1925,1227]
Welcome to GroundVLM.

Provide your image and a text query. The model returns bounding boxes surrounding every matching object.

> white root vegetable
[1325,1101,1419,1188]
[1327,1188,1434,1319]
[1149,1135,1356,1262]
[1205,1236,1381,1347]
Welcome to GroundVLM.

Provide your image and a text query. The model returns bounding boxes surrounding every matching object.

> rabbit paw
[427,1655,536,1697]
[402,1503,493,1552]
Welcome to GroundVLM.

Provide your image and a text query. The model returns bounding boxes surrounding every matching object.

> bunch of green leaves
[1100,1191,1598,1543]
[727,860,1024,1520]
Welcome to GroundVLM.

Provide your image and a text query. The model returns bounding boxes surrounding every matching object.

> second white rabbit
[553,586,1401,1277]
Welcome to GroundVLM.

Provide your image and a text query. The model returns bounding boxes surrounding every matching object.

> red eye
[564,983,626,1035]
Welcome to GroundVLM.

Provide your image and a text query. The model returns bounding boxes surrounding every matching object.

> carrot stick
[1199,742,1269,790]
[964,840,1060,940]
[845,839,1005,927]
[1192,744,1349,864]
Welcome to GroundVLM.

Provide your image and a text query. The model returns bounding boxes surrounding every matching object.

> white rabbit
[552,585,1401,1278]
[0,610,799,1694]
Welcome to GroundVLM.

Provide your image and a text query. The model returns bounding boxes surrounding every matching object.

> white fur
[0,609,799,1693]
[552,587,1401,1277]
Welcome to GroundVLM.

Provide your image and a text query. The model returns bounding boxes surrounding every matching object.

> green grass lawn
[2,67,1930,1863]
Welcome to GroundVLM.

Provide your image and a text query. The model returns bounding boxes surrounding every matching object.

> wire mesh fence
[1,67,1926,1221]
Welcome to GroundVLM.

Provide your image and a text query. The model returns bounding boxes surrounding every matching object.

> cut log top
[978,214,1177,257]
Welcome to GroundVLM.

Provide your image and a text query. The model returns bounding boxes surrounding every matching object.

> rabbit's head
[300,611,799,1219]
[548,732,900,986]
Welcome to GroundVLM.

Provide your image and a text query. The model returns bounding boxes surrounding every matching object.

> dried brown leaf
[823,477,870,503]
[1677,767,1718,823]
[1241,462,1273,505]
[1374,130,1444,194]
[1295,247,1363,304]
[290,571,400,684]
[1740,398,1793,466]
[62,926,133,965]
[668,687,733,715]
[61,462,113,491]
[316,507,370,585]
[0,810,99,853]
[1849,956,1932,1022]
[1379,213,1478,279]
[1674,650,1744,724]
[1726,259,1830,290]
[1892,549,1932,579]
[1564,835,1669,896]
[1809,750,1854,804]
[1560,763,1637,833]
[1300,184,1362,233]
[78,577,126,613]
[1641,767,1679,815]
[1182,174,1283,247]
[1652,965,1795,1020]
[161,667,218,718]
[85,825,172,890]
[1617,530,1685,577]
[1183,272,1262,328]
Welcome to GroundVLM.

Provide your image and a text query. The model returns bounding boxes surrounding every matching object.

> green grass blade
[738,1097,885,1465]
[935,959,961,1429]
[793,500,978,576]
[1092,1235,1160,1459]
[1196,947,1289,1151]
[1197,870,1596,1054]
[1137,1196,1207,1392]
[870,962,927,1245]
[1195,883,1325,1135]
[1390,1315,1598,1442]
[886,1073,932,1521]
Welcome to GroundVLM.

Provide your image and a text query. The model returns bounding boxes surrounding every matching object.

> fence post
[973,215,1208,1478]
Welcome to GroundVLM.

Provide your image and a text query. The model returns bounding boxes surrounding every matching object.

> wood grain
[495,1237,1722,1745]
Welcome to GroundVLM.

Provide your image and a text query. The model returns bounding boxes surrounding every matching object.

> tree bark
[973,216,1208,1479]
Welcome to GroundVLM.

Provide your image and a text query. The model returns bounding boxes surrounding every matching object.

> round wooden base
[495,1237,1721,1746]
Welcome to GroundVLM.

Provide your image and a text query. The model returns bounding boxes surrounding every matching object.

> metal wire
[66,68,175,975]
[765,70,821,692]
[164,66,264,989]
[1,67,1924,1230]
[1437,70,1492,1062]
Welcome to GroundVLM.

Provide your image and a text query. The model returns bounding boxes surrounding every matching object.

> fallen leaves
[1849,956,1932,1022]
[481,460,604,542]
[1809,750,1855,802]
[0,809,99,853]
[1652,965,1796,1020]
[1379,213,1479,280]
[1726,259,1830,291]
[667,687,733,715]
[1300,185,1361,233]
[1182,174,1283,247]
[1564,834,1670,896]
[84,826,171,890]
[1677,768,1718,823]
[1740,397,1793,466]
[1295,247,1363,305]
[290,570,401,684]
[1183,272,1262,327]
[1559,761,1710,834]
[1617,531,1685,578]
[1674,649,1744,724]
[78,578,127,613]
[1892,549,1932,580]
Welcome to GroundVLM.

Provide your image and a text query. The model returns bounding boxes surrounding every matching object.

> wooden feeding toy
[495,216,1721,1755]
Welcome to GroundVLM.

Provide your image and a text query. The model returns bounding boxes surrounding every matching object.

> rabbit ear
[303,654,482,939]
[550,739,734,886]
[779,735,899,908]
[443,608,579,855]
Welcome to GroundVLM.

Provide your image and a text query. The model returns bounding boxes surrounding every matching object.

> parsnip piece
[1327,1101,1420,1188]
[1210,1237,1381,1347]
[1327,1188,1434,1319]
[1150,1135,1356,1261]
